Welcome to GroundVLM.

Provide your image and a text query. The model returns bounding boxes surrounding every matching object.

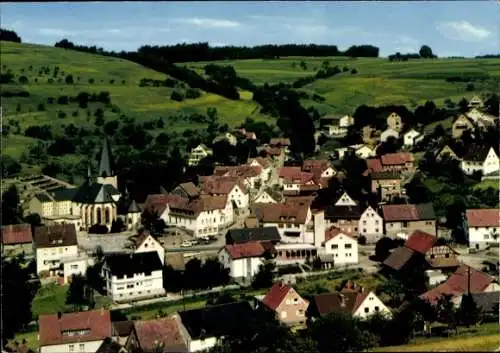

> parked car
[181,240,198,248]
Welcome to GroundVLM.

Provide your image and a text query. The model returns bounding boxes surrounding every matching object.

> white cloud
[437,21,491,41]
[177,17,241,29]
[37,28,77,37]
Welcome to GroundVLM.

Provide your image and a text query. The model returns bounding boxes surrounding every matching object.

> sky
[1,1,499,57]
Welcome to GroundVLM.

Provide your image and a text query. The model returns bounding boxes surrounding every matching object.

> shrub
[57,95,69,105]
[358,235,367,245]
[65,74,74,84]
[72,110,79,117]
[466,83,475,91]
[16,103,21,113]
[171,91,184,101]
[88,78,94,84]
[186,88,201,99]
[109,79,115,84]
[37,103,45,111]
[47,78,54,84]
[58,111,67,119]
[351,68,358,75]
[18,75,29,84]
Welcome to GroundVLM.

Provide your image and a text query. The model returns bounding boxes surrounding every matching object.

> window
[445,253,450,258]
[363,229,367,233]
[375,220,379,225]
[281,311,287,319]
[375,306,380,312]
[363,221,367,225]
[364,307,369,313]
[345,244,352,249]
[430,254,435,259]
[69,345,75,352]
[79,344,85,352]
[297,309,304,316]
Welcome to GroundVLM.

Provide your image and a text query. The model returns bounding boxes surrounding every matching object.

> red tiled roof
[214,165,262,178]
[381,204,422,222]
[134,317,187,353]
[199,176,245,195]
[313,290,370,316]
[143,194,170,215]
[269,138,291,147]
[279,166,302,179]
[324,227,355,242]
[256,201,310,224]
[302,159,330,172]
[365,158,383,174]
[380,152,415,166]
[1,223,32,245]
[420,265,496,304]
[405,230,437,254]
[466,209,500,227]
[248,157,272,169]
[262,283,292,310]
[223,241,268,259]
[39,310,112,347]
[145,193,228,217]
[279,166,314,184]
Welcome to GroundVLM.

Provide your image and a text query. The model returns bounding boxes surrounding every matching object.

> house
[386,112,404,132]
[420,265,500,306]
[28,188,80,228]
[302,159,336,178]
[323,227,358,265]
[199,176,249,210]
[116,189,142,231]
[102,251,165,302]
[435,145,460,162]
[218,241,271,281]
[1,223,33,256]
[466,208,500,250]
[324,205,363,234]
[461,145,500,176]
[359,206,384,243]
[96,338,127,353]
[452,114,475,139]
[248,157,273,182]
[212,132,237,146]
[466,108,497,127]
[320,115,354,137]
[177,301,255,352]
[380,153,415,173]
[370,171,403,203]
[262,283,309,326]
[111,321,134,346]
[334,192,357,206]
[171,182,200,200]
[33,223,79,278]
[380,128,400,143]
[253,189,278,204]
[187,144,213,167]
[269,138,291,150]
[145,193,234,238]
[254,199,314,243]
[225,227,281,245]
[39,309,112,353]
[309,282,391,320]
[354,145,376,159]
[468,95,484,108]
[381,203,436,237]
[403,129,423,147]
[213,166,262,190]
[131,230,165,265]
[60,253,94,285]
[125,317,188,353]
[235,128,257,141]
[278,166,314,194]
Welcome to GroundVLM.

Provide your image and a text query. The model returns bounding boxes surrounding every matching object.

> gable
[335,192,357,206]
[388,113,401,122]
[353,291,391,317]
[326,233,356,246]
[486,147,498,160]
[278,289,308,309]
[361,206,382,220]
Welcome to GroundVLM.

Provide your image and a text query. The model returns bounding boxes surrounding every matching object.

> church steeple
[96,138,118,189]
[98,138,114,178]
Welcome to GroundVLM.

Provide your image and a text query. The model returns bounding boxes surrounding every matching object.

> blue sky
[1,1,499,57]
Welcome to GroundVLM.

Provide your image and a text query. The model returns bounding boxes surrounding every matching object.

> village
[2,95,500,353]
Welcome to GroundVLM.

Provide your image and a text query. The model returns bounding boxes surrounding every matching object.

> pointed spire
[98,137,114,178]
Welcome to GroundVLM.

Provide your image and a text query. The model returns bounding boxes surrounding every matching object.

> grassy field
[188,56,500,114]
[373,323,500,352]
[474,179,500,190]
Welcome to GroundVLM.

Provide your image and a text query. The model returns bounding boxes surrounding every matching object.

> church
[29,139,142,232]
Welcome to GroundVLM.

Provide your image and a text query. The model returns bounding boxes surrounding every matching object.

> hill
[187,56,500,114]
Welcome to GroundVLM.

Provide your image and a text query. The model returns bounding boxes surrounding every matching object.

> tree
[458,97,469,113]
[2,184,23,225]
[458,293,480,327]
[378,278,406,307]
[0,28,22,43]
[251,260,275,289]
[170,91,184,101]
[16,102,21,112]
[110,218,126,233]
[419,45,434,58]
[18,75,29,84]
[66,274,87,306]
[310,312,378,352]
[299,61,307,70]
[1,155,22,178]
[65,74,74,84]
[58,111,67,119]
[374,237,395,261]
[1,255,38,346]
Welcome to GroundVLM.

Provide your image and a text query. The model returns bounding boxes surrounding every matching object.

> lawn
[373,323,500,352]
[474,179,500,190]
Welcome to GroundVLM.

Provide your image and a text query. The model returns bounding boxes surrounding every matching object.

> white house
[248,157,273,182]
[132,231,165,265]
[39,309,112,353]
[403,129,423,147]
[146,193,234,238]
[359,206,384,243]
[103,251,165,302]
[466,208,500,250]
[312,282,392,320]
[334,192,357,206]
[468,95,484,108]
[380,128,400,143]
[61,253,94,285]
[354,145,376,159]
[461,146,500,176]
[200,176,250,211]
[253,190,278,204]
[33,224,79,277]
[187,144,213,167]
[218,242,267,282]
[321,115,354,137]
[213,165,262,190]
[323,227,359,265]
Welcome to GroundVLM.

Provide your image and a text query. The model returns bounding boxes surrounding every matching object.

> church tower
[96,138,118,189]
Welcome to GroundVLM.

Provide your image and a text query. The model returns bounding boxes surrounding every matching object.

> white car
[181,240,198,248]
